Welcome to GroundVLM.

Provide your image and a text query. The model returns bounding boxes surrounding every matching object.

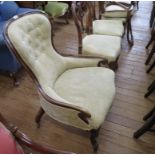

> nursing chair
[0,112,72,153]
[99,1,135,46]
[4,11,116,152]
[72,2,122,71]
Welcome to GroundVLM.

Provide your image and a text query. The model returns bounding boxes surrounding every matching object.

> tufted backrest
[5,12,67,93]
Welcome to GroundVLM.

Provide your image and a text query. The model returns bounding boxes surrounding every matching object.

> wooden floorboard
[0,1,155,153]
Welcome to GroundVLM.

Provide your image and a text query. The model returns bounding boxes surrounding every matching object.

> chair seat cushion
[102,17,127,22]
[82,34,121,62]
[45,2,68,18]
[0,122,24,154]
[93,19,124,37]
[103,5,134,18]
[54,67,115,129]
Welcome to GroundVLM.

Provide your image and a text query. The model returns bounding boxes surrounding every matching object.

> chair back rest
[4,11,67,93]
[71,2,92,53]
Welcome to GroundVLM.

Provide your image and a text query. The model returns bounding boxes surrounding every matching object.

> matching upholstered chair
[88,2,125,37]
[72,2,122,70]
[4,11,116,152]
[0,112,72,153]
[99,1,135,45]
[44,1,69,24]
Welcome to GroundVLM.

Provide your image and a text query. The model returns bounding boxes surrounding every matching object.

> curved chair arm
[61,53,109,68]
[38,86,91,124]
[0,113,73,154]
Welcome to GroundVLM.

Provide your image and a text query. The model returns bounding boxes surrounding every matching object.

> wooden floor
[0,1,155,153]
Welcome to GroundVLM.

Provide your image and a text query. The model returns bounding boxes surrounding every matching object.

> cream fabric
[7,13,116,130]
[54,67,115,130]
[103,5,134,18]
[93,19,124,37]
[82,34,121,62]
[102,17,127,22]
[104,5,128,18]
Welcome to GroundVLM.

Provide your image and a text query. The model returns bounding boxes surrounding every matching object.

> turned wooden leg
[35,107,45,128]
[145,35,154,49]
[133,113,155,139]
[127,19,134,46]
[146,59,155,73]
[148,80,155,90]
[145,80,155,98]
[143,106,155,121]
[145,44,155,65]
[9,73,20,86]
[144,82,155,98]
[90,128,100,153]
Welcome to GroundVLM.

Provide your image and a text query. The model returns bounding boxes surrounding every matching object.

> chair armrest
[61,53,109,68]
[38,86,91,124]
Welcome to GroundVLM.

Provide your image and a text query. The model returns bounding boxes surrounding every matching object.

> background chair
[0,112,72,154]
[43,1,69,24]
[99,1,135,46]
[87,2,125,37]
[0,1,35,85]
[72,2,122,71]
[4,11,116,152]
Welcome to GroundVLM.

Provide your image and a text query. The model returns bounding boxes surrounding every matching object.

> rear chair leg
[143,106,155,121]
[35,107,45,128]
[133,112,155,139]
[90,128,100,153]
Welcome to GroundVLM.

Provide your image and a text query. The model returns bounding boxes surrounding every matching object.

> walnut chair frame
[98,1,134,46]
[71,2,120,71]
[3,11,115,152]
[0,112,72,153]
